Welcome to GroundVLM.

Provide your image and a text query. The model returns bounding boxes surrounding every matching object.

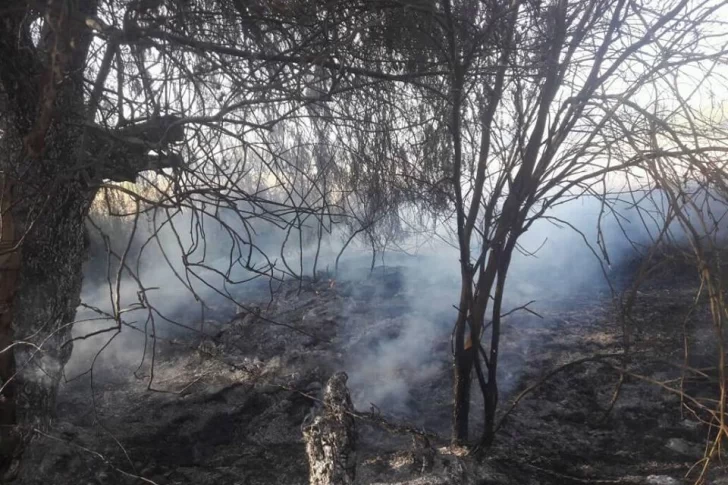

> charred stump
[302,372,357,485]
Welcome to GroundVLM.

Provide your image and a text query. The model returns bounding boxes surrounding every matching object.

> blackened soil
[17,263,728,484]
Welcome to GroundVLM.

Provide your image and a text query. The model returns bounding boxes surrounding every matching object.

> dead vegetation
[6,252,719,484]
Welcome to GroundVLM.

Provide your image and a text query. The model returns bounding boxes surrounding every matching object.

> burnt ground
[12,259,728,484]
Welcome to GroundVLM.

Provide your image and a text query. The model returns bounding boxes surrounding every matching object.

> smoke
[69,203,286,378]
[340,188,728,417]
[68,186,728,420]
[69,196,366,379]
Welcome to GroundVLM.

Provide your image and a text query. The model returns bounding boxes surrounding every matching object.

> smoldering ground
[66,188,728,419]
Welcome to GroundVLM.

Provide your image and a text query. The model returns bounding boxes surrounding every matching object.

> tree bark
[0,1,183,474]
[12,179,91,427]
[452,311,474,445]
[0,2,98,475]
[0,105,95,479]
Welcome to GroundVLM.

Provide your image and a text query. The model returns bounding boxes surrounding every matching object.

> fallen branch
[32,429,160,485]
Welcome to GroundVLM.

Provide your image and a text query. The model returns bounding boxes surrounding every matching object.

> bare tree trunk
[0,2,125,474]
[12,180,90,428]
[481,339,498,448]
[452,311,474,445]
[0,119,94,477]
[302,372,357,485]
[0,176,21,471]
[369,235,377,274]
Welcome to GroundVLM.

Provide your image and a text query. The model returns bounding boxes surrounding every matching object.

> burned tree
[424,0,728,448]
[0,1,191,472]
[320,0,728,448]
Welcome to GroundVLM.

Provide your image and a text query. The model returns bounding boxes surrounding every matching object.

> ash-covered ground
[15,255,728,484]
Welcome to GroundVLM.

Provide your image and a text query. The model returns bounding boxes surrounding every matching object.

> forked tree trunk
[452,247,508,448]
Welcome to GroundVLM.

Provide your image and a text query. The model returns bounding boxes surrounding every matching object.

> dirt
[12,261,728,484]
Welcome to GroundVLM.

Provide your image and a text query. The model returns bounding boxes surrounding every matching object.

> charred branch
[84,115,186,182]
